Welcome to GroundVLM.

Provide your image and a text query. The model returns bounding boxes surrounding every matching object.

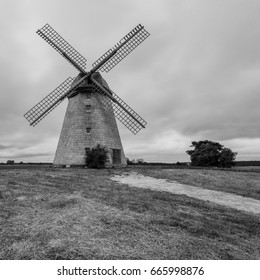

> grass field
[0,165,259,259]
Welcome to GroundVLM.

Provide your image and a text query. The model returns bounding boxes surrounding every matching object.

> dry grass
[0,166,259,260]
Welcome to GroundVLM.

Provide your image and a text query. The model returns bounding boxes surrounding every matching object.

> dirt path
[111,172,260,215]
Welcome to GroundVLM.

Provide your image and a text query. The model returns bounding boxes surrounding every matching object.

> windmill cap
[69,71,110,96]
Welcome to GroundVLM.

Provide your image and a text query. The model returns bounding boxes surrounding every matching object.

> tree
[136,158,144,164]
[186,140,237,168]
[126,158,136,165]
[219,147,237,168]
[126,158,133,165]
[85,144,109,168]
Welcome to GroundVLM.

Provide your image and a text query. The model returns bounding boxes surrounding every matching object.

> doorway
[112,149,121,164]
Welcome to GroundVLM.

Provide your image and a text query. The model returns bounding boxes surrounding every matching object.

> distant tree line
[126,158,146,165]
[234,161,260,166]
[3,140,259,169]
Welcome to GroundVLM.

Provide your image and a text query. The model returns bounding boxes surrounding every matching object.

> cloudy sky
[1,0,260,163]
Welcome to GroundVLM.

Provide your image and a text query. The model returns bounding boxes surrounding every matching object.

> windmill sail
[91,78,147,134]
[24,23,150,166]
[25,23,149,133]
[24,77,75,126]
[37,24,87,73]
[92,24,150,73]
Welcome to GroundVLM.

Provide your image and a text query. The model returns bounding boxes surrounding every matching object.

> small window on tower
[86,93,91,99]
[86,127,91,134]
[86,104,91,111]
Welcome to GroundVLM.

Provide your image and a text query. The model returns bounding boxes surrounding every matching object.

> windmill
[24,24,150,167]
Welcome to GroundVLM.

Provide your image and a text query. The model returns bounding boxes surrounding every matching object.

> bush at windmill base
[85,144,109,168]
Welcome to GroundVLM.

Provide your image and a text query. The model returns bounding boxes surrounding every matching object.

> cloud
[0,0,260,162]
[137,0,260,142]
[0,135,58,162]
[0,144,14,150]
[223,138,260,160]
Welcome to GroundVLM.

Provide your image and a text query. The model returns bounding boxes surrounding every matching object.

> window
[86,104,91,111]
[86,127,91,134]
[86,93,91,99]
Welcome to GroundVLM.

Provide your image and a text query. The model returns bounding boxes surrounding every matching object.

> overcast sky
[1,0,260,163]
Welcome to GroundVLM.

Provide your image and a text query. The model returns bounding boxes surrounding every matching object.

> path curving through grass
[111,172,260,215]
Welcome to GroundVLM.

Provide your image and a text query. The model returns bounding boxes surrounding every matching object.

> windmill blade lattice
[92,79,147,134]
[92,24,150,73]
[37,24,87,72]
[24,77,75,126]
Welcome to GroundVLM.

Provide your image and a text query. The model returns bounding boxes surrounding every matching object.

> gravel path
[111,172,260,215]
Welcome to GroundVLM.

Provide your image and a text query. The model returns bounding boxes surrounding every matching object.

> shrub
[85,144,109,168]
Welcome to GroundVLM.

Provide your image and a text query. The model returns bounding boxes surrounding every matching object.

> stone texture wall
[53,72,126,167]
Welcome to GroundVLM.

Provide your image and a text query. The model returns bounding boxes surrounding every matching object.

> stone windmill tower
[24,24,149,167]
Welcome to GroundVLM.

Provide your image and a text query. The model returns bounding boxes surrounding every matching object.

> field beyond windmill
[0,164,259,259]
